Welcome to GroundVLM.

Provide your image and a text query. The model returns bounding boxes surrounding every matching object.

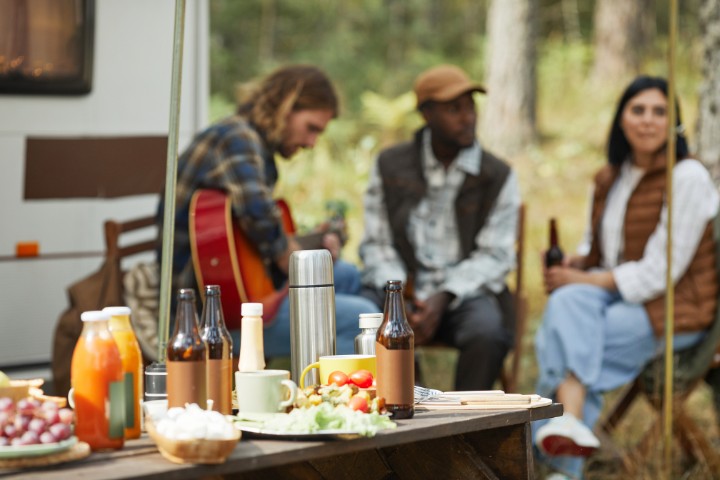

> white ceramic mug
[235,369,298,413]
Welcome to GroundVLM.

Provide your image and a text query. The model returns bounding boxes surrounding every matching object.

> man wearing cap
[359,64,521,390]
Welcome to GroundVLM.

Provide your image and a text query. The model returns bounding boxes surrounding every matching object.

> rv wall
[0,0,209,371]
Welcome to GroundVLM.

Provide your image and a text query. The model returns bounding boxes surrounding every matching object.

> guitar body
[189,189,295,329]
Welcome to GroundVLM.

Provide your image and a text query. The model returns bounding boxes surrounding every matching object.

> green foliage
[210,0,489,114]
[207,6,719,473]
[208,3,706,323]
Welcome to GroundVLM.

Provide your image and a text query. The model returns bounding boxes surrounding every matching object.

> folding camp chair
[599,213,720,475]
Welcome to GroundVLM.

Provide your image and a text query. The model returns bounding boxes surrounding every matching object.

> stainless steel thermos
[289,249,336,385]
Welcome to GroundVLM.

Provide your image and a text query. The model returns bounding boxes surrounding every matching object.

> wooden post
[662,0,678,476]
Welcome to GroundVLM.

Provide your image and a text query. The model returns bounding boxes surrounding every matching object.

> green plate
[0,436,78,459]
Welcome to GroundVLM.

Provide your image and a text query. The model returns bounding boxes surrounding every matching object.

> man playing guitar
[156,65,379,358]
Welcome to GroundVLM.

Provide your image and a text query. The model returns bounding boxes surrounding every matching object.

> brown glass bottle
[375,280,415,419]
[200,285,233,414]
[545,218,565,268]
[166,288,207,408]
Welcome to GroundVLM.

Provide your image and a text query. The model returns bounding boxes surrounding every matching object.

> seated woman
[533,75,719,479]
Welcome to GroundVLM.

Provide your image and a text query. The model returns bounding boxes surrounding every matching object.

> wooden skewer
[463,395,534,405]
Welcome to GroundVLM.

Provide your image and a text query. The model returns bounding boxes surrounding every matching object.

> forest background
[207,1,720,477]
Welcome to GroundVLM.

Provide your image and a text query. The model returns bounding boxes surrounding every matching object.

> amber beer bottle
[545,218,565,268]
[200,285,233,414]
[375,280,415,419]
[166,288,207,408]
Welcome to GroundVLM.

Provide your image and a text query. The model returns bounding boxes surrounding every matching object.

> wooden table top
[0,404,562,480]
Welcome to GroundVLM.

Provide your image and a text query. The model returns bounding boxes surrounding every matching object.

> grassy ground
[216,40,717,477]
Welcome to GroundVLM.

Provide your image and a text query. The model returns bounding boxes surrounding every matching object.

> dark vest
[586,162,718,335]
[377,128,511,275]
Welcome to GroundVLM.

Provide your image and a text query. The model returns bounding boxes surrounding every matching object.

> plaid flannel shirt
[157,115,288,290]
[360,130,520,307]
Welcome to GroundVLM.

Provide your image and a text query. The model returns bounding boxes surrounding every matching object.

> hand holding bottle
[545,218,564,268]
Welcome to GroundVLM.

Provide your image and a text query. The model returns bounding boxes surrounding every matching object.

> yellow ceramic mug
[299,354,376,388]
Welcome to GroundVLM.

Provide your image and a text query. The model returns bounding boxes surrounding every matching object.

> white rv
[0,0,209,385]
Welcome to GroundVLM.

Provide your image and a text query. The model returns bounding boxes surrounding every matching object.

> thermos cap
[359,313,383,329]
[289,249,334,287]
[241,302,263,316]
[80,310,110,322]
[102,306,131,316]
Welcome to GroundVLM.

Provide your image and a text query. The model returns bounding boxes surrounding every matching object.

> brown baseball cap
[414,64,486,108]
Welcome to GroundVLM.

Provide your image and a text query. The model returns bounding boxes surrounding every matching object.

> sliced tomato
[348,395,369,413]
[328,370,349,386]
[348,369,374,388]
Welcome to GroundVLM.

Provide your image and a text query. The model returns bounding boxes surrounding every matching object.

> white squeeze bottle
[238,303,266,372]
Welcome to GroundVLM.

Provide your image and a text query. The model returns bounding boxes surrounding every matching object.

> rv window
[0,0,94,95]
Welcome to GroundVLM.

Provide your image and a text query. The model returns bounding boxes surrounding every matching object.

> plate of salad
[233,403,396,440]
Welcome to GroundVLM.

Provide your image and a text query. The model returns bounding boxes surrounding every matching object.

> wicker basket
[145,418,240,465]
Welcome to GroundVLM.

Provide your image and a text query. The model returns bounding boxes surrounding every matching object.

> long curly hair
[237,65,339,146]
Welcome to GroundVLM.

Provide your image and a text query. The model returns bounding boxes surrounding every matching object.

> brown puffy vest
[586,162,718,336]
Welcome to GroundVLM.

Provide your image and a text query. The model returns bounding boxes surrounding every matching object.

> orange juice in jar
[105,306,143,439]
[71,310,125,451]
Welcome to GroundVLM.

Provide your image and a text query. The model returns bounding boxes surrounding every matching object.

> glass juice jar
[71,310,125,451]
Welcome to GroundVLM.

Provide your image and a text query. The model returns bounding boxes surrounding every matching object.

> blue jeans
[231,259,379,358]
[532,284,704,479]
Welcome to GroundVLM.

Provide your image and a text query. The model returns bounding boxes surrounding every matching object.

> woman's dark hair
[607,75,689,166]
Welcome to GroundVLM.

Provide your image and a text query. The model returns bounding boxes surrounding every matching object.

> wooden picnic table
[0,404,562,480]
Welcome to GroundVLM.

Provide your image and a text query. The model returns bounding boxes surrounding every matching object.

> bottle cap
[81,310,111,322]
[241,303,263,316]
[359,313,383,329]
[177,288,196,301]
[102,306,131,316]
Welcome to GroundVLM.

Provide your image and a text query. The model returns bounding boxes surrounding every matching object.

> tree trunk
[590,0,647,84]
[480,0,537,158]
[562,0,581,43]
[697,0,720,184]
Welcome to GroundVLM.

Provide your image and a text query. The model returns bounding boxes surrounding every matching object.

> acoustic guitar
[189,189,333,330]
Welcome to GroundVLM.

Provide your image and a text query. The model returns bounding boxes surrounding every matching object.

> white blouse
[595,159,719,303]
